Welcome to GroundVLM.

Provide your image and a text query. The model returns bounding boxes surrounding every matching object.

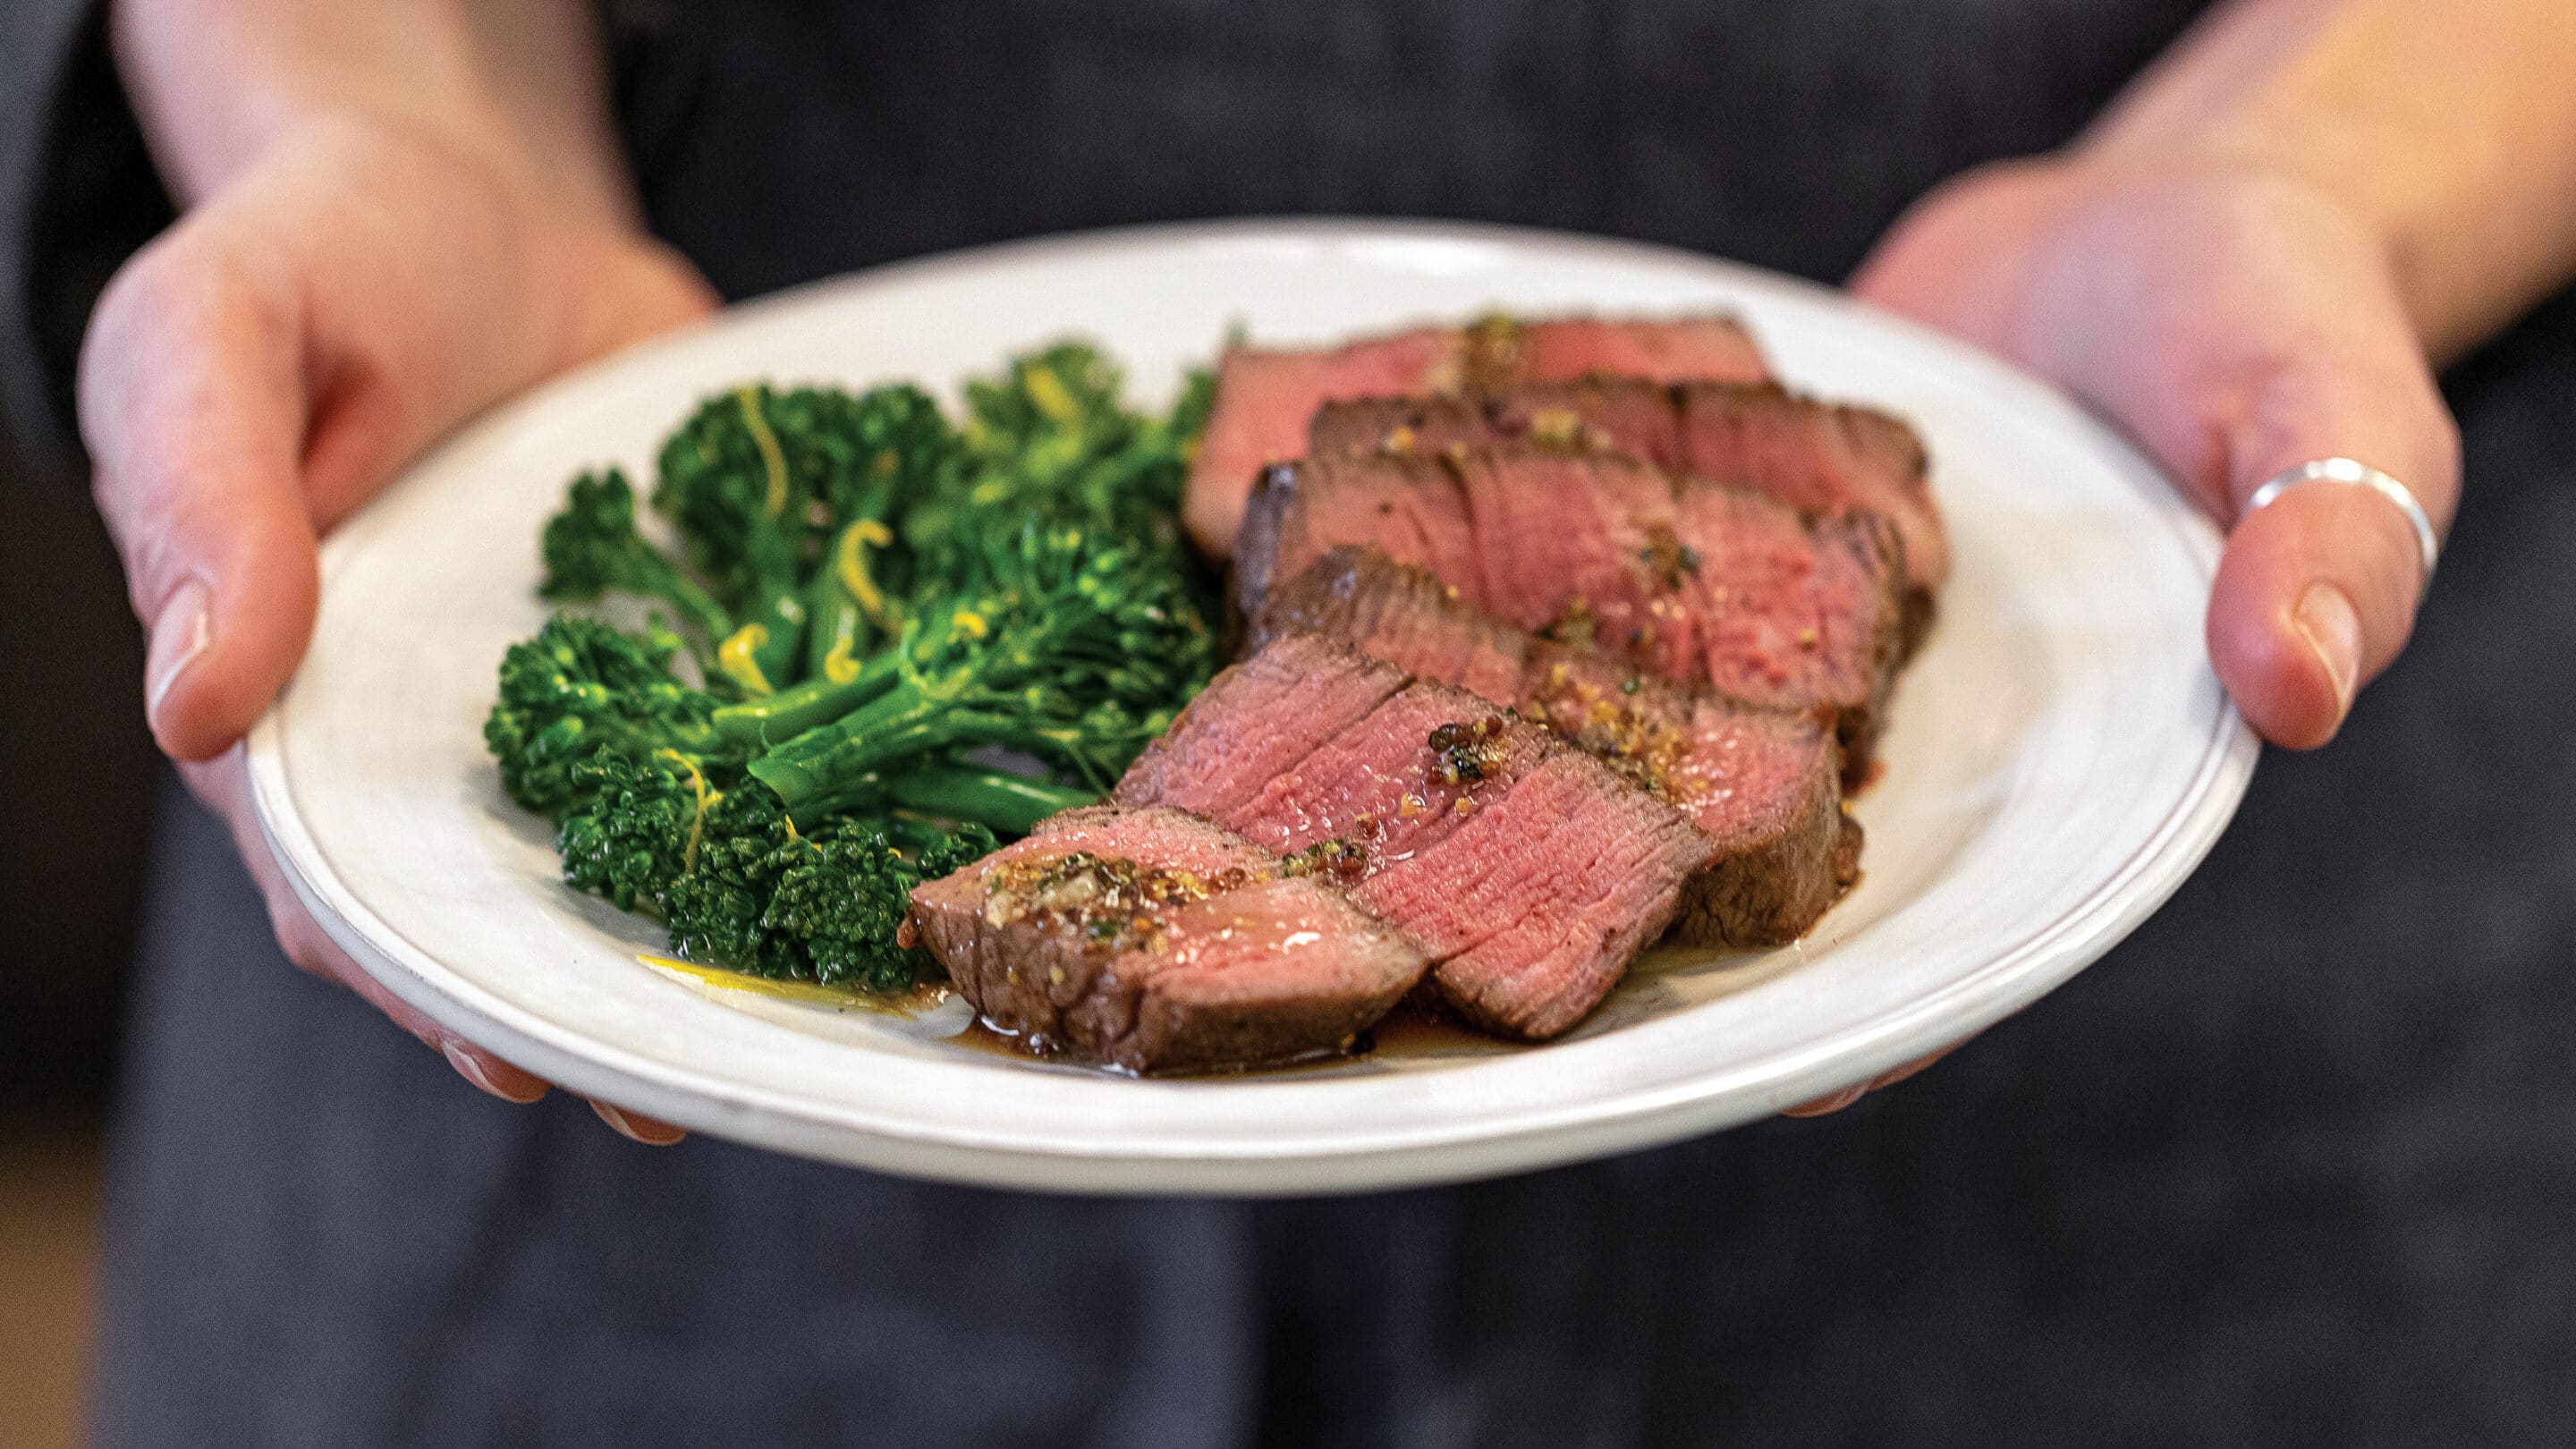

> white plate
[249,219,2255,1194]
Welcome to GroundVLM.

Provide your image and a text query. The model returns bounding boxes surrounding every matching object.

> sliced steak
[1669,482,1907,767]
[906,805,1427,1074]
[1309,375,1686,470]
[1309,377,1945,630]
[1186,313,1767,557]
[1118,634,1719,1038]
[1445,445,1700,680]
[1230,452,1482,625]
[1521,647,1859,945]
[1250,542,1530,704]
[1256,546,1860,945]
[1518,315,1768,385]
[1675,381,1945,626]
[1236,446,1904,773]
[1186,327,1460,558]
[1111,632,1410,820]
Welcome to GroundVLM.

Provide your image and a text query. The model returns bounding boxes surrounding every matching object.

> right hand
[79,114,716,1140]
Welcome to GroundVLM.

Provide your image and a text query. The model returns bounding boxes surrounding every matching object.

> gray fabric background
[10,1,2576,1444]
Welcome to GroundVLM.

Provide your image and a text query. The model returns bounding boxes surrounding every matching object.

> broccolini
[484,343,1220,996]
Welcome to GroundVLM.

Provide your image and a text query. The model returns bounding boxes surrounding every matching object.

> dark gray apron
[56,2,2576,1444]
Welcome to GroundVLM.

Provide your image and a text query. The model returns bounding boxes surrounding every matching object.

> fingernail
[145,578,213,732]
[591,1100,684,1146]
[2294,582,2362,714]
[444,1039,546,1104]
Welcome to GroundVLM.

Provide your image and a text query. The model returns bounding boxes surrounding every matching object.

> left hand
[80,115,715,1144]
[1787,148,2461,1116]
[1856,149,2456,749]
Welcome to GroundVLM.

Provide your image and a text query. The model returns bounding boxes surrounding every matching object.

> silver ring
[2243,457,2439,586]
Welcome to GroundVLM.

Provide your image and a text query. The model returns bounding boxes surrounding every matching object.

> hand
[1785,150,2460,1119]
[1853,150,2457,750]
[80,114,715,1142]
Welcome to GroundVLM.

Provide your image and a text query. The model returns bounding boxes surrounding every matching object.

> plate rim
[246,216,2259,1194]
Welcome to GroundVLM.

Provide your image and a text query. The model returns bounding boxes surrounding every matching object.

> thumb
[2199,344,2458,750]
[80,221,320,762]
[1989,179,2462,752]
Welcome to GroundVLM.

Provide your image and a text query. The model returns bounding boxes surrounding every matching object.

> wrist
[110,0,638,231]
[2051,136,2416,327]
[2073,63,2525,364]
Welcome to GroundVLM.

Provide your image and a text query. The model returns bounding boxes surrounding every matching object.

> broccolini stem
[744,674,1096,809]
[885,765,1094,835]
[736,580,803,685]
[801,574,865,687]
[653,571,741,648]
[710,643,906,747]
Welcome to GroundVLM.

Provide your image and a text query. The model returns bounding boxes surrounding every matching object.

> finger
[2202,353,2458,750]
[178,747,554,1105]
[81,131,721,765]
[1988,177,2463,750]
[589,1100,689,1146]
[80,220,321,763]
[1782,1082,1871,1118]
[1779,1044,1957,1117]
[441,1041,553,1106]
[1863,1043,1956,1094]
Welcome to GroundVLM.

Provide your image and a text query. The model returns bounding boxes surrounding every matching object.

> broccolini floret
[484,614,737,816]
[765,818,999,993]
[537,468,737,648]
[553,748,716,911]
[653,386,830,693]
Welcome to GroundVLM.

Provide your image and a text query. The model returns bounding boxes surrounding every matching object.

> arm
[114,0,637,224]
[84,0,711,1137]
[1856,0,2576,751]
[2090,0,2576,362]
[1806,0,2576,1115]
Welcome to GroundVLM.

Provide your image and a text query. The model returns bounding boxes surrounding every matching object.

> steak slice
[1250,542,1530,705]
[1445,445,1700,681]
[1517,315,1769,385]
[1111,630,1410,821]
[1230,452,1482,628]
[1309,376,1687,470]
[1309,377,1945,630]
[1669,482,1906,768]
[1118,634,1719,1038]
[1675,381,1946,625]
[1256,546,1860,945]
[906,805,1427,1074]
[1521,646,1859,945]
[1236,445,1904,774]
[1185,313,1767,557]
[1185,327,1460,560]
